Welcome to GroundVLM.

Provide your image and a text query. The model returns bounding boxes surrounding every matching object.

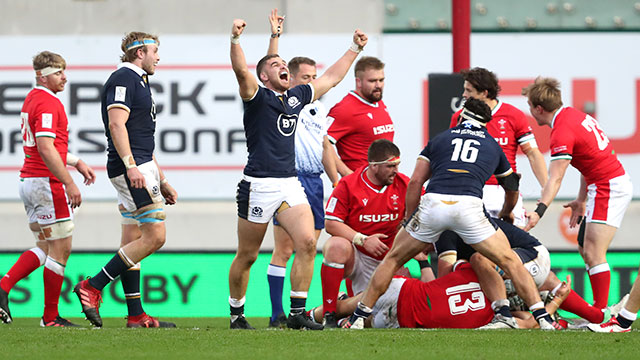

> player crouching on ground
[308,259,571,329]
[320,139,411,327]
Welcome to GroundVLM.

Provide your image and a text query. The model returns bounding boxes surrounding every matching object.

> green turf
[2,317,639,359]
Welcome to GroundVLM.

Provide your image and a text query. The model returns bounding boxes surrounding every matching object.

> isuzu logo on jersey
[277,113,298,137]
[358,213,399,222]
[495,137,508,145]
[372,124,394,135]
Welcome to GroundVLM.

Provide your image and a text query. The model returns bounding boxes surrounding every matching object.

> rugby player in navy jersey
[73,32,177,328]
[263,9,340,329]
[343,98,558,330]
[228,18,367,330]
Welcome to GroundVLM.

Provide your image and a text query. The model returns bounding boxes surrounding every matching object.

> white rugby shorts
[405,193,497,245]
[482,184,526,227]
[236,175,309,224]
[522,244,551,289]
[371,277,405,329]
[110,160,164,212]
[19,177,73,225]
[347,248,382,294]
[585,173,632,228]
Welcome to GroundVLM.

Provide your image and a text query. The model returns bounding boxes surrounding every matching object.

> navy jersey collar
[118,62,147,78]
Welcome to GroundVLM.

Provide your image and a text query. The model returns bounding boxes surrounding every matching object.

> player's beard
[364,88,383,103]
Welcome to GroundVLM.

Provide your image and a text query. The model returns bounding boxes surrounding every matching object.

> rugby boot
[40,316,81,327]
[0,287,12,324]
[73,279,103,327]
[587,316,632,333]
[287,311,324,330]
[127,313,176,328]
[268,312,287,328]
[230,315,255,329]
[323,312,339,328]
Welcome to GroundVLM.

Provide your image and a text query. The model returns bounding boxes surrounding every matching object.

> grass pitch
[3,317,639,359]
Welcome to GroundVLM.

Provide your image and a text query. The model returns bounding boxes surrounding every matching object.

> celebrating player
[451,67,547,226]
[73,32,177,328]
[263,9,340,328]
[523,77,632,313]
[0,51,95,327]
[327,56,393,176]
[227,17,367,330]
[343,98,557,330]
[320,139,409,327]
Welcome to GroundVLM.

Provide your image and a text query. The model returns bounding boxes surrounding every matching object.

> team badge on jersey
[151,185,160,196]
[287,96,301,109]
[277,114,298,136]
[115,86,127,102]
[41,113,53,128]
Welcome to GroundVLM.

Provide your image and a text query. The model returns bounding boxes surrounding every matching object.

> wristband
[534,203,548,218]
[122,155,137,170]
[66,152,79,167]
[352,232,367,246]
[270,33,280,38]
[230,34,240,44]
[417,259,430,270]
[349,42,363,53]
[160,178,169,185]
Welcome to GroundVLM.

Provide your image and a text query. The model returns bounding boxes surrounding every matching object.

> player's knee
[323,237,351,262]
[295,234,317,256]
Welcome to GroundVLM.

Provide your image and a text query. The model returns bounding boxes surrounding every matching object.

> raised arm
[230,19,259,100]
[267,9,284,55]
[310,30,368,101]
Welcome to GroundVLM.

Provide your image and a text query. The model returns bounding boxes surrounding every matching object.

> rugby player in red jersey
[523,77,632,313]
[0,51,95,326]
[320,139,412,327]
[451,68,547,227]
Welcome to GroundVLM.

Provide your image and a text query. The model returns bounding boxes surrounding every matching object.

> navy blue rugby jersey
[242,84,314,177]
[102,63,156,178]
[435,218,542,260]
[420,120,512,198]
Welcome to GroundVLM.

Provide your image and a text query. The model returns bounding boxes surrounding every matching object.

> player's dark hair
[256,54,282,83]
[288,57,316,77]
[460,67,500,100]
[462,98,492,123]
[368,139,400,162]
[120,32,160,63]
[355,56,385,78]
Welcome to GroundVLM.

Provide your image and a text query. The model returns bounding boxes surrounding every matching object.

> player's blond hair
[522,77,563,112]
[120,31,160,63]
[32,51,66,72]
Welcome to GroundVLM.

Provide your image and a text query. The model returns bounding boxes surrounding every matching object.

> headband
[125,38,158,50]
[35,67,63,77]
[369,156,401,165]
[460,108,487,123]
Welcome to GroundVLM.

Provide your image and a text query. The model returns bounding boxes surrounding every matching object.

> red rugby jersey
[20,86,69,178]
[325,165,408,260]
[549,107,625,184]
[327,91,394,171]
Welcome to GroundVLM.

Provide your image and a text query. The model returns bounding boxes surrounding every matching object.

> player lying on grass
[436,217,617,327]
[307,260,571,329]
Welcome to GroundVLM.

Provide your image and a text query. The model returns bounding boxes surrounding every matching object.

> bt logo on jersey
[372,124,394,135]
[359,213,399,222]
